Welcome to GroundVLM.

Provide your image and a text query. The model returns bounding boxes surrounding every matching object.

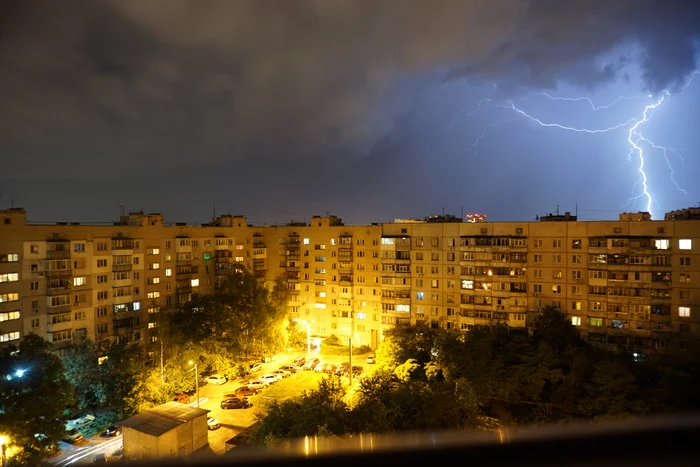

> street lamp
[14,369,26,378]
[301,320,312,357]
[188,361,199,408]
[0,435,8,467]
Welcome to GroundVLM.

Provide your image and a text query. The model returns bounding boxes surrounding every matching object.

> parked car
[220,398,252,410]
[335,362,350,375]
[173,393,191,404]
[304,357,320,371]
[206,374,227,385]
[366,355,375,364]
[351,365,363,376]
[259,374,282,385]
[227,386,259,399]
[293,357,306,368]
[102,425,121,438]
[272,369,291,379]
[247,380,269,390]
[64,429,84,444]
[207,417,221,430]
[108,449,124,462]
[323,363,338,375]
[313,362,328,372]
[248,362,263,373]
[279,364,297,373]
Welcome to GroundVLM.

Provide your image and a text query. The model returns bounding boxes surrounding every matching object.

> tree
[62,340,106,413]
[99,342,159,419]
[0,334,73,463]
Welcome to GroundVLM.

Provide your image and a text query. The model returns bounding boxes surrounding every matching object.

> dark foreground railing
[128,414,700,466]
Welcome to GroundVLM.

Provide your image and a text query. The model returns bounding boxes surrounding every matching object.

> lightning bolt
[521,92,643,111]
[625,93,667,212]
[462,69,699,216]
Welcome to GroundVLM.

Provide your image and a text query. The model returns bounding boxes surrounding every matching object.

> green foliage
[169,270,289,364]
[256,306,700,440]
[286,319,306,349]
[62,340,107,413]
[253,376,350,441]
[394,359,424,382]
[0,334,72,462]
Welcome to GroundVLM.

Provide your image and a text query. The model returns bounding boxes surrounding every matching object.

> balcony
[45,268,72,277]
[112,263,132,272]
[47,304,71,314]
[46,249,71,260]
[46,284,71,296]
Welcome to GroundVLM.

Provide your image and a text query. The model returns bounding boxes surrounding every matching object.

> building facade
[1,208,699,354]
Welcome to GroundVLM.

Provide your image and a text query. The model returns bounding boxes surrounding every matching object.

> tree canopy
[0,334,72,463]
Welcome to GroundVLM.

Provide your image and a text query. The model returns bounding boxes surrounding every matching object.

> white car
[272,369,291,379]
[206,374,227,385]
[207,417,221,430]
[259,374,282,384]
[247,380,269,390]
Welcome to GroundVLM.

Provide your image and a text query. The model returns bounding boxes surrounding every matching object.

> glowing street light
[188,361,199,408]
[0,434,9,467]
[301,320,313,357]
[14,369,26,378]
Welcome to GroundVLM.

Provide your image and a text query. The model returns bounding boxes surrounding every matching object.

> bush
[320,343,372,356]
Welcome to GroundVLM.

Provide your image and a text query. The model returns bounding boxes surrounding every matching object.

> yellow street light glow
[0,434,8,445]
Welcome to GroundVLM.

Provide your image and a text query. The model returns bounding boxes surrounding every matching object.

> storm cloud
[0,0,698,222]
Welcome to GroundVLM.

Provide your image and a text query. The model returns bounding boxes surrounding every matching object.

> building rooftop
[119,401,209,437]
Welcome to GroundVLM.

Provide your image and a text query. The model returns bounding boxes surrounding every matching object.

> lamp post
[0,435,8,467]
[301,320,312,357]
[188,361,199,408]
[349,337,353,386]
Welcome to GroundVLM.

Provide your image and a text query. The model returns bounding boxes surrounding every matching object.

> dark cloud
[0,0,698,220]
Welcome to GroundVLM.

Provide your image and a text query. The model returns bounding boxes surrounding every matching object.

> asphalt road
[50,350,375,464]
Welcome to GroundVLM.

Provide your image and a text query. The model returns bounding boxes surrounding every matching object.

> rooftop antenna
[120,205,125,216]
[11,198,15,208]
[556,205,560,215]
[325,210,331,217]
[575,203,578,217]
[213,201,216,219]
[461,205,463,219]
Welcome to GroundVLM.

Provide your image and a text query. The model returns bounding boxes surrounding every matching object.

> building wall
[1,208,699,354]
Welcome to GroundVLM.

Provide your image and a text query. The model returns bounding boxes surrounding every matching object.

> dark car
[335,362,350,375]
[351,365,363,376]
[293,357,306,368]
[173,393,191,404]
[227,386,259,399]
[102,425,121,437]
[279,364,297,373]
[220,398,252,410]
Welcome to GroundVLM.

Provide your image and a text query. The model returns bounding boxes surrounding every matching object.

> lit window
[679,306,690,317]
[571,316,581,326]
[191,279,199,287]
[654,239,670,250]
[0,273,19,283]
[318,291,326,298]
[0,331,20,342]
[150,263,160,270]
[461,280,474,290]
[416,292,424,300]
[679,239,692,250]
[0,311,20,322]
[381,238,395,245]
[133,302,140,310]
[150,248,160,255]
[148,322,158,329]
[165,268,172,277]
[589,317,604,327]
[314,303,326,309]
[0,293,20,303]
[147,291,160,299]
[303,238,310,245]
[356,312,366,320]
[203,253,211,260]
[73,277,86,286]
[396,304,410,312]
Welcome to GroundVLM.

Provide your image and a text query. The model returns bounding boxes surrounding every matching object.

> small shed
[120,401,210,461]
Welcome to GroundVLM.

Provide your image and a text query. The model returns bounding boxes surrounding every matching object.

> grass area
[249,371,328,407]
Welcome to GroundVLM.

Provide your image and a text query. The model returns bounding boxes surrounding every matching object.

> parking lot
[49,350,375,463]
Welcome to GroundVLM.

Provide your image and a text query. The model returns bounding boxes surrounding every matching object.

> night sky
[1,0,699,225]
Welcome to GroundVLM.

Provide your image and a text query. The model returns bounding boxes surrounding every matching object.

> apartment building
[1,208,699,355]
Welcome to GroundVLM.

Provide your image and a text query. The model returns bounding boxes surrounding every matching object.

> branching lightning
[521,92,643,111]
[461,71,699,216]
